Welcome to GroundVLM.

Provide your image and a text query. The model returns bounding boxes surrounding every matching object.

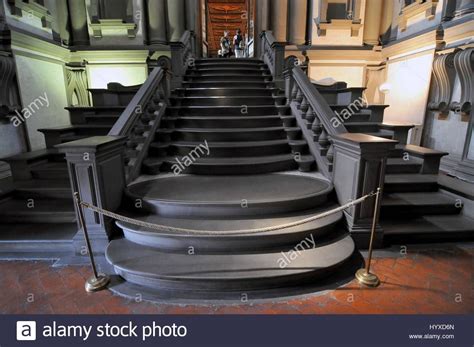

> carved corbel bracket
[65,61,91,107]
[450,48,474,115]
[0,52,20,121]
[428,52,456,114]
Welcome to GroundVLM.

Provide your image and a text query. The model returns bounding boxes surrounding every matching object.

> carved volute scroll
[0,53,21,120]
[451,48,474,114]
[429,52,456,114]
[65,62,91,107]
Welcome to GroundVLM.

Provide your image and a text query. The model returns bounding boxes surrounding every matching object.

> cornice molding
[11,30,70,63]
[381,29,440,59]
[398,0,439,32]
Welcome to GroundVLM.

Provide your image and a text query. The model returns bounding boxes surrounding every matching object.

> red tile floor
[1,244,472,314]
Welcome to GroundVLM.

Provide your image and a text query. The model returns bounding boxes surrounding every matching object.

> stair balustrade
[108,66,170,182]
[259,31,397,245]
[57,31,196,254]
[288,65,347,179]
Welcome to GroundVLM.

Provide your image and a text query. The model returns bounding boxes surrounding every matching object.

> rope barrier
[78,191,377,236]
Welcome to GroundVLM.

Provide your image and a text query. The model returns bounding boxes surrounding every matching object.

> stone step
[174,87,280,97]
[386,157,423,174]
[156,126,290,142]
[149,139,294,158]
[66,106,125,125]
[183,81,274,88]
[0,198,75,223]
[143,153,299,175]
[126,174,332,217]
[14,179,71,199]
[384,174,439,193]
[167,105,288,116]
[364,130,394,139]
[0,223,75,253]
[30,162,69,180]
[188,67,269,75]
[381,192,462,217]
[105,235,355,292]
[383,215,474,243]
[184,74,272,82]
[195,58,264,64]
[344,122,381,133]
[163,115,286,128]
[170,96,286,106]
[117,204,344,252]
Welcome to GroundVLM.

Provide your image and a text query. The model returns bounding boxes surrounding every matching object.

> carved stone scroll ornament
[428,52,456,114]
[0,53,20,120]
[450,48,474,114]
[65,62,90,107]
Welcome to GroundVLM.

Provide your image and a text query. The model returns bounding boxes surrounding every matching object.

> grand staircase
[105,59,358,296]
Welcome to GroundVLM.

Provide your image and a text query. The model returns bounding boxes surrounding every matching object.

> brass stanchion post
[74,192,110,292]
[355,187,381,287]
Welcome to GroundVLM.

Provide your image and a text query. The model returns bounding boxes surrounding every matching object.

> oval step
[126,174,334,217]
[163,115,286,128]
[143,154,298,175]
[117,204,344,252]
[106,235,355,292]
[149,139,292,158]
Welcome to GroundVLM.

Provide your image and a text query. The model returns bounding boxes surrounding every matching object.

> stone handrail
[108,67,169,182]
[288,65,348,178]
[259,31,285,87]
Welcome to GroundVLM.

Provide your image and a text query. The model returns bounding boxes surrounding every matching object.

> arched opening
[201,0,255,58]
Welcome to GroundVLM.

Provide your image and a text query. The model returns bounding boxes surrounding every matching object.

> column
[255,0,270,58]
[455,0,474,17]
[67,0,90,45]
[379,0,393,44]
[55,0,71,45]
[185,0,197,31]
[363,0,383,45]
[167,0,185,42]
[288,0,307,45]
[145,0,167,44]
[270,0,288,42]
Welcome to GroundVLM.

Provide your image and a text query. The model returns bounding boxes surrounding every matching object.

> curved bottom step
[106,235,355,292]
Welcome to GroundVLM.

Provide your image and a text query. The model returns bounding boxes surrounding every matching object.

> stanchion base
[85,273,110,292]
[355,268,380,287]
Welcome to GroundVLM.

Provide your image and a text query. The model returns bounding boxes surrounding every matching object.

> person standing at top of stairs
[219,30,231,58]
[234,29,245,58]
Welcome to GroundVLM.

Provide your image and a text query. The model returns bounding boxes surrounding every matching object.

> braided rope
[79,191,376,236]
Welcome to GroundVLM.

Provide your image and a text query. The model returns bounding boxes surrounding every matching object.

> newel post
[169,40,185,89]
[56,136,127,255]
[332,133,398,248]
